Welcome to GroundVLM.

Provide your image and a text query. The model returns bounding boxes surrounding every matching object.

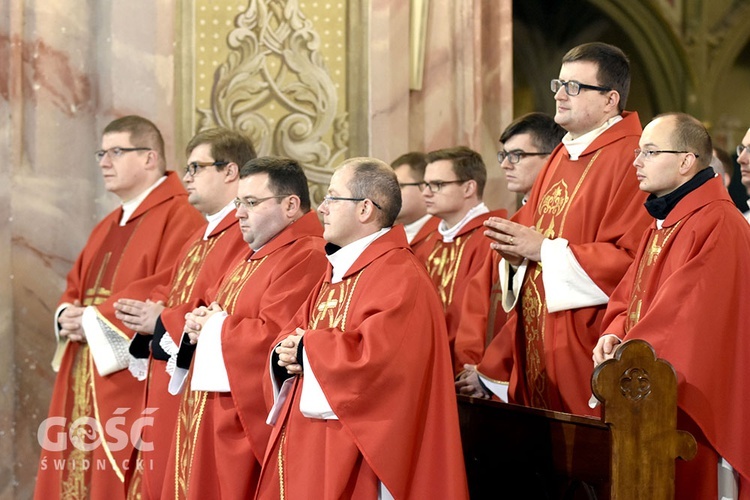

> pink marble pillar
[1,1,180,497]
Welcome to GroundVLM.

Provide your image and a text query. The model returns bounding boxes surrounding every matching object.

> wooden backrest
[458,339,696,499]
[592,339,696,499]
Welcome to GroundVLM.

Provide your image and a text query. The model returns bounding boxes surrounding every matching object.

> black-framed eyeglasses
[634,149,699,160]
[421,180,467,193]
[737,144,749,157]
[550,79,612,96]
[321,196,382,210]
[497,150,551,165]
[186,160,229,177]
[398,182,426,190]
[233,195,290,210]
[94,147,151,162]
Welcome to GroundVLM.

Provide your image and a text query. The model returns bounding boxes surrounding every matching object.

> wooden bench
[459,339,697,499]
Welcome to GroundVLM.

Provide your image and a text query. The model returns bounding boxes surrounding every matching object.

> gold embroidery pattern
[168,237,220,307]
[215,256,267,314]
[84,252,113,305]
[174,387,208,500]
[625,223,680,330]
[61,345,93,499]
[425,236,469,310]
[521,276,548,409]
[308,272,363,331]
[277,426,287,500]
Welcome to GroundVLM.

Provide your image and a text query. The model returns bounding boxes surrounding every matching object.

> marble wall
[0,0,512,497]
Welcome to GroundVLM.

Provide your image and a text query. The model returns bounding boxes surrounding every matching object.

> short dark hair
[499,112,565,154]
[391,152,427,180]
[656,112,712,169]
[562,42,631,112]
[186,128,257,171]
[425,146,487,197]
[240,157,311,211]
[342,157,401,227]
[103,115,166,171]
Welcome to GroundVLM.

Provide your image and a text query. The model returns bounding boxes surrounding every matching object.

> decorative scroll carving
[619,367,651,402]
[197,0,348,196]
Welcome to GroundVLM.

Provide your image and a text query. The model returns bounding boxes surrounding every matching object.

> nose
[421,184,433,196]
[317,200,328,215]
[633,152,644,168]
[500,157,512,170]
[553,85,567,100]
[183,170,192,183]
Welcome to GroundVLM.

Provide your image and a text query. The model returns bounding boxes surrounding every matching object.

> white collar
[438,202,489,243]
[403,214,433,244]
[327,228,390,284]
[120,175,167,226]
[562,115,623,161]
[203,200,236,240]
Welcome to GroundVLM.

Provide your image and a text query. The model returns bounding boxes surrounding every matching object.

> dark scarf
[643,167,715,220]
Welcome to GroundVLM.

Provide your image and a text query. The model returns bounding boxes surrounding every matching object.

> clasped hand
[184,302,224,344]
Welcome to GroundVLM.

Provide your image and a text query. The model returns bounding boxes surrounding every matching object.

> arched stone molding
[588,0,691,114]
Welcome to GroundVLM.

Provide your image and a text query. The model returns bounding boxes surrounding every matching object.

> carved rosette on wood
[592,339,697,500]
[197,0,348,203]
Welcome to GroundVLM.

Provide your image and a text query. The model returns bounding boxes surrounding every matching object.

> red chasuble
[453,251,510,375]
[126,211,247,500]
[601,176,750,498]
[478,112,651,416]
[35,172,204,500]
[161,210,326,500]
[256,227,469,500]
[424,209,508,373]
[409,215,440,263]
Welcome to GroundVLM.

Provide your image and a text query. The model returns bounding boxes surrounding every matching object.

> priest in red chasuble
[458,42,652,416]
[162,157,327,499]
[35,116,205,500]
[453,112,563,380]
[420,146,507,373]
[594,113,750,500]
[389,151,440,262]
[256,158,468,499]
[111,128,255,499]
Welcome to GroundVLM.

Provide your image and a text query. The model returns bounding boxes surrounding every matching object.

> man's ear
[144,150,159,171]
[285,195,301,217]
[605,90,620,113]
[679,154,698,176]
[463,179,478,199]
[224,162,240,182]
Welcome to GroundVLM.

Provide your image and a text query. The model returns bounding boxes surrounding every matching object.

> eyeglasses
[186,160,229,177]
[550,79,612,96]
[321,196,383,210]
[421,180,467,193]
[233,195,289,210]
[398,182,426,190]
[497,150,551,165]
[737,145,750,157]
[95,147,151,162]
[634,149,699,160]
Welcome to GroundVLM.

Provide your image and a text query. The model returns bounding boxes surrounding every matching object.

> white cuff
[719,457,739,500]
[190,312,230,392]
[477,373,509,402]
[51,303,73,372]
[299,348,338,420]
[83,306,131,376]
[168,366,189,395]
[499,259,528,313]
[540,238,608,313]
